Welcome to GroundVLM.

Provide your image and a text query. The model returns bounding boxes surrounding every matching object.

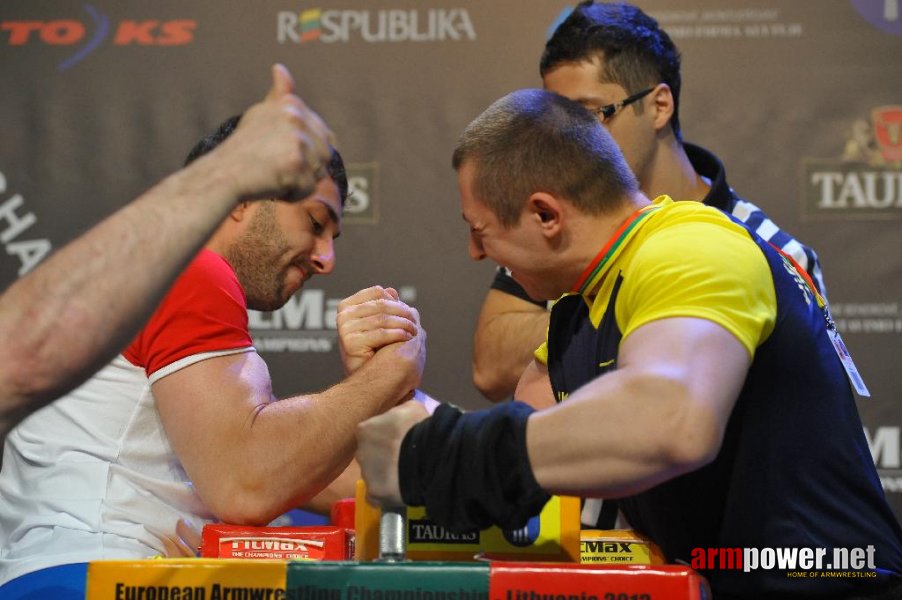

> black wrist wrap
[398,401,551,533]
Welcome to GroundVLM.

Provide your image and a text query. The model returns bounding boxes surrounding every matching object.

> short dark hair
[184,114,349,207]
[452,89,637,228]
[541,1,683,141]
[184,115,242,167]
[325,147,349,209]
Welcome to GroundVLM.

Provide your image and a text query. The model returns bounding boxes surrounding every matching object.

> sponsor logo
[408,519,479,545]
[873,106,902,162]
[831,302,902,335]
[277,7,476,44]
[580,540,641,563]
[649,8,803,40]
[0,170,52,277]
[249,286,417,354]
[851,0,902,36]
[219,536,326,559]
[249,289,340,353]
[866,426,902,495]
[691,545,878,578]
[226,536,323,551]
[1,3,196,70]
[344,163,378,225]
[502,515,541,547]
[802,106,902,219]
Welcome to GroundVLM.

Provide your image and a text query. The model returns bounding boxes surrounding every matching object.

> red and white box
[201,524,349,560]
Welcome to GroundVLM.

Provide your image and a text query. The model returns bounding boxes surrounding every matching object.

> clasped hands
[336,285,433,506]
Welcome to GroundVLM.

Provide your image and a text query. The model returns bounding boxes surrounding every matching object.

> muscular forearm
[0,160,238,435]
[198,352,417,524]
[473,301,548,402]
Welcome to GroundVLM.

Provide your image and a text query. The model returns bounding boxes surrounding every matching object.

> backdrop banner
[1,0,899,519]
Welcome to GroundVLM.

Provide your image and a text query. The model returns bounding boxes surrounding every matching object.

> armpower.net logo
[692,545,880,580]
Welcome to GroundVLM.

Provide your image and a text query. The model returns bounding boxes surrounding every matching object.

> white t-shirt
[0,250,254,583]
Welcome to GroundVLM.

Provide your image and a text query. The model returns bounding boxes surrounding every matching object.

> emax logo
[581,541,634,553]
[1,3,196,71]
[249,286,417,354]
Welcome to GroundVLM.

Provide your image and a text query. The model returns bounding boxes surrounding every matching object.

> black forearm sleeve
[398,402,551,533]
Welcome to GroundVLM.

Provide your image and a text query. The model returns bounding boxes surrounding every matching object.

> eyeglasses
[589,87,656,123]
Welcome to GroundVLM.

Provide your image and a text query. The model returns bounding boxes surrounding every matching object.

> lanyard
[570,204,660,296]
[767,242,869,396]
[766,242,827,311]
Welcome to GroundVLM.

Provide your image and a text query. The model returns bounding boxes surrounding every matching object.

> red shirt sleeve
[123,249,253,377]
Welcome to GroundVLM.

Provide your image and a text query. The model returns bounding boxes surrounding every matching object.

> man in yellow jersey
[356,89,902,599]
[472,1,827,405]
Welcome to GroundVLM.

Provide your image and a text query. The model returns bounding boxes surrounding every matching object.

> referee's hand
[214,63,335,204]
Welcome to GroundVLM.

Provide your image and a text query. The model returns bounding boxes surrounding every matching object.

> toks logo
[801,106,902,219]
[1,3,196,71]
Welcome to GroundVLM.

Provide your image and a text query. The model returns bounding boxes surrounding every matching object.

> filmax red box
[201,524,349,560]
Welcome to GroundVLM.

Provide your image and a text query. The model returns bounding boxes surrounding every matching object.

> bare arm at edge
[472,289,549,402]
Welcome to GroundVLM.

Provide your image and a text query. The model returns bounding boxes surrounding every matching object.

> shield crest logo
[872,105,902,163]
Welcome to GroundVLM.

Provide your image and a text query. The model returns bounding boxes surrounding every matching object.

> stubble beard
[225,203,293,312]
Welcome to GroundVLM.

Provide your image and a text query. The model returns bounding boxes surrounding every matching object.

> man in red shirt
[0,63,333,441]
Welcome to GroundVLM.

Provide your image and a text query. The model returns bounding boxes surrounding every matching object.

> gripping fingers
[340,314,417,363]
[339,286,396,311]
[339,307,419,340]
[337,292,418,331]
